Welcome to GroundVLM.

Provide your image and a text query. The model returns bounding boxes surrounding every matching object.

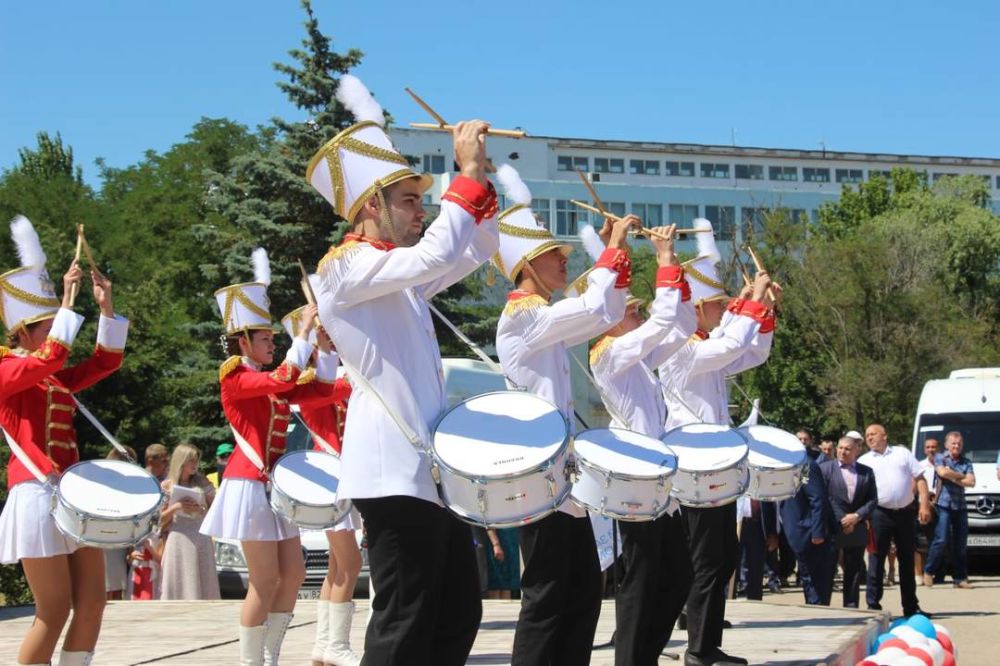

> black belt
[878,502,915,514]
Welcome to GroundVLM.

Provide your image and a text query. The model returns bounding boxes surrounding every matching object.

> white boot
[239,624,267,666]
[324,601,361,666]
[263,612,294,666]
[312,600,331,663]
[58,651,93,666]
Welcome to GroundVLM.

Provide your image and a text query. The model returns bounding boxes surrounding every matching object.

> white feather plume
[693,217,721,263]
[579,224,605,263]
[10,215,47,269]
[336,74,385,126]
[251,247,271,286]
[496,164,532,206]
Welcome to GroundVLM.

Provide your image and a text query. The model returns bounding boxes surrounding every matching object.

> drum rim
[567,492,671,522]
[270,496,354,529]
[660,423,749,471]
[440,484,572,529]
[432,390,571,480]
[55,459,164,518]
[269,450,344,504]
[573,427,678,480]
[738,424,809,469]
[670,459,750,507]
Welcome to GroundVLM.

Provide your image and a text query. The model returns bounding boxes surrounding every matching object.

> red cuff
[656,266,690,301]
[727,297,744,315]
[595,248,631,288]
[441,176,498,223]
[759,313,777,334]
[739,299,770,324]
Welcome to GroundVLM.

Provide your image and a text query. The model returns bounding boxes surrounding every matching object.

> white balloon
[923,639,945,666]
[872,647,908,664]
[891,626,930,647]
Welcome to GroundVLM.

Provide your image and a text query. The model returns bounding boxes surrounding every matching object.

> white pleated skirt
[329,507,361,533]
[0,480,79,564]
[199,478,299,542]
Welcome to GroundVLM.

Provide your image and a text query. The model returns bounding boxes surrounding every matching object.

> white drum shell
[571,428,677,522]
[52,460,163,549]
[739,425,808,501]
[661,424,749,508]
[270,451,352,529]
[432,391,572,528]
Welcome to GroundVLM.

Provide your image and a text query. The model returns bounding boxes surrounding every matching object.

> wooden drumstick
[575,169,610,217]
[405,87,527,138]
[298,259,317,307]
[568,200,703,241]
[745,244,777,302]
[68,225,84,306]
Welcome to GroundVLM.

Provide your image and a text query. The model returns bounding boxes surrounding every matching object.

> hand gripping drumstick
[567,200,707,241]
[405,88,526,138]
[745,244,777,302]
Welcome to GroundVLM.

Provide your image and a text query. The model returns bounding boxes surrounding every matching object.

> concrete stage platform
[0,598,888,665]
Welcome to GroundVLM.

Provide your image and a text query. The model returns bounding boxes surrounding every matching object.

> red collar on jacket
[342,233,396,252]
[693,328,710,340]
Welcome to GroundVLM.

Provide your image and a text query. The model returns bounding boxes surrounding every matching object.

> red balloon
[879,638,911,652]
[857,660,878,666]
[905,647,933,666]
[940,650,956,666]
[936,633,955,654]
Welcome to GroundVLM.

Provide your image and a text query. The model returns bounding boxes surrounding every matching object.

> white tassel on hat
[251,247,271,286]
[693,217,721,263]
[10,215,47,269]
[335,74,385,126]
[496,163,532,207]
[579,224,605,263]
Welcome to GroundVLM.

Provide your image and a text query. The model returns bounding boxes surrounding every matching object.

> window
[996,176,1000,189]
[668,204,698,226]
[422,154,446,174]
[532,198,551,226]
[741,207,767,236]
[835,168,864,184]
[700,162,730,179]
[604,202,627,217]
[630,159,660,175]
[555,199,589,236]
[557,155,590,172]
[803,168,830,183]
[932,172,959,183]
[631,203,663,225]
[704,205,736,241]
[788,208,808,224]
[594,157,623,174]
[735,164,764,180]
[768,166,798,181]
[869,169,892,181]
[665,161,695,177]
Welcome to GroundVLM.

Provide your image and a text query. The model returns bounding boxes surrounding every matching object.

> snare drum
[738,425,807,501]
[270,450,352,529]
[571,428,677,522]
[52,460,163,548]
[661,424,749,507]
[432,391,571,528]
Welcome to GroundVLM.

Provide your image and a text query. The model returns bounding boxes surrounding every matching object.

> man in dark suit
[737,498,778,600]
[779,454,834,605]
[819,436,878,608]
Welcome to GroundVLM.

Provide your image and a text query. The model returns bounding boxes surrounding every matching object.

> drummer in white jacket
[309,75,498,666]
[656,219,777,666]
[586,223,697,666]
[492,164,633,666]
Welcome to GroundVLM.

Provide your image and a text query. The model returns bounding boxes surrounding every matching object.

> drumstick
[575,169,610,217]
[568,200,706,239]
[68,225,84,306]
[745,244,777,302]
[405,87,449,127]
[298,259,318,307]
[409,123,526,138]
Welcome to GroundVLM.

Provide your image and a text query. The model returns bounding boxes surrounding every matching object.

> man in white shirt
[588,225,697,666]
[493,164,633,666]
[311,76,499,665]
[858,424,932,617]
[914,437,940,584]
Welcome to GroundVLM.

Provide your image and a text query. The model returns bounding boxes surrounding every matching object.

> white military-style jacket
[496,247,630,518]
[316,176,498,505]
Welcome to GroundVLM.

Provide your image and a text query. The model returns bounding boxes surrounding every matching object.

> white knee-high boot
[263,612,294,665]
[323,601,361,666]
[239,624,267,666]
[312,600,331,663]
[58,651,93,666]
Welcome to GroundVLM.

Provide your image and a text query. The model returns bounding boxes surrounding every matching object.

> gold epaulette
[588,336,614,366]
[502,294,547,317]
[317,241,362,274]
[0,346,8,359]
[297,367,317,385]
[219,355,243,381]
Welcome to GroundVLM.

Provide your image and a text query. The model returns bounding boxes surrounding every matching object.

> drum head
[661,423,748,472]
[434,391,568,477]
[59,460,161,516]
[574,428,677,478]
[272,451,341,505]
[739,425,807,468]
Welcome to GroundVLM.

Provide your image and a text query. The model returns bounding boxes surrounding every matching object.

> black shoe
[868,603,882,611]
[905,608,933,619]
[722,619,733,629]
[715,648,749,664]
[677,611,687,630]
[684,650,743,666]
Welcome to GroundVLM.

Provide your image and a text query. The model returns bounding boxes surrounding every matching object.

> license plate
[966,534,1000,547]
[297,588,322,600]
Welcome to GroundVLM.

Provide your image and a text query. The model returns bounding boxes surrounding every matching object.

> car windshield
[915,412,1000,463]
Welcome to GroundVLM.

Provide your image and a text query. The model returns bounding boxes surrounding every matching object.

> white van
[911,368,1000,551]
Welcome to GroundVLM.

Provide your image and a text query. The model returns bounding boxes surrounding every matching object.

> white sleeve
[96,314,130,351]
[688,315,760,376]
[601,286,691,378]
[522,267,626,351]
[314,349,339,382]
[48,308,85,348]
[416,213,499,299]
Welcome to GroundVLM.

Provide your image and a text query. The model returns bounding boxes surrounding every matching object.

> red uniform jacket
[297,371,352,455]
[1,340,125,488]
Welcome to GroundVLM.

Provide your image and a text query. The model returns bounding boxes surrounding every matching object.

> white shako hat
[306,74,433,223]
[492,164,571,282]
[1,215,60,332]
[214,248,274,336]
[682,218,727,305]
[281,274,321,345]
[564,222,643,307]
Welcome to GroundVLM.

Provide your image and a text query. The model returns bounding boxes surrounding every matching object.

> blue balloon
[890,617,907,629]
[906,614,937,639]
[874,632,895,650]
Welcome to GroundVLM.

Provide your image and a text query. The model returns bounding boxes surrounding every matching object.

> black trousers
[796,540,834,605]
[512,511,602,666]
[841,545,865,608]
[355,496,482,666]
[683,503,739,656]
[866,503,920,615]
[738,518,766,600]
[615,511,692,666]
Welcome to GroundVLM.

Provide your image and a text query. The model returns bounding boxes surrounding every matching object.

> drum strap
[290,411,339,457]
[229,423,268,478]
[72,397,136,464]
[1,427,49,484]
[567,351,632,428]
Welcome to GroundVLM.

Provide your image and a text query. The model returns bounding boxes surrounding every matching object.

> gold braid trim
[0,345,8,359]
[297,367,317,385]
[338,136,409,167]
[219,355,243,381]
[682,258,725,290]
[222,287,271,332]
[498,218,555,240]
[326,151,346,217]
[0,277,59,328]
[503,294,547,316]
[589,335,614,366]
[317,241,362,274]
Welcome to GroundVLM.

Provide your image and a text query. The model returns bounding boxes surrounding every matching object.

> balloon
[891,617,908,629]
[874,632,897,650]
[932,623,952,641]
[891,626,930,647]
[935,632,955,655]
[879,638,911,653]
[907,614,937,639]
[896,657,932,666]
[940,650,956,666]
[904,646,933,666]
[873,647,909,663]
[922,639,945,666]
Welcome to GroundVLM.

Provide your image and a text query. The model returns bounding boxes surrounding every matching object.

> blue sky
[3,0,999,186]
